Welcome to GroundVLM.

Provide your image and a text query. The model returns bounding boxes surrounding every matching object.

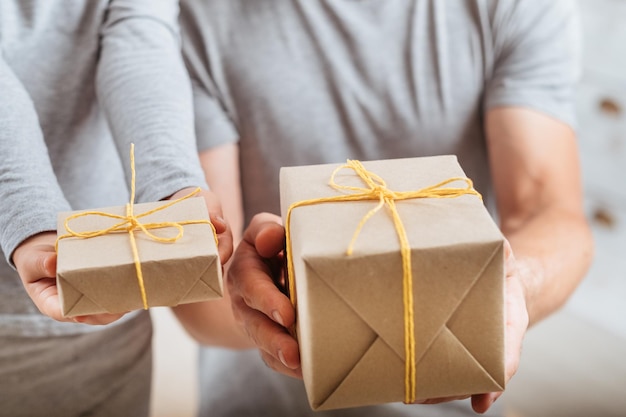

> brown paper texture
[56,197,223,317]
[280,155,505,410]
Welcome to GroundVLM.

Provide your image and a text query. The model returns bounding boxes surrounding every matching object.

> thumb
[28,250,57,282]
[13,232,57,283]
[200,190,233,263]
[42,251,57,278]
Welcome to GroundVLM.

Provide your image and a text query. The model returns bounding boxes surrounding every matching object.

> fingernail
[278,350,289,368]
[272,310,285,327]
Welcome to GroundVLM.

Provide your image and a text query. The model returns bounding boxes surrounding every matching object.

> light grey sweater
[0,0,207,336]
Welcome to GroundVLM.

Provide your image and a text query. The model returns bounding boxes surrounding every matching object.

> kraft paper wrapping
[280,155,505,410]
[56,197,222,317]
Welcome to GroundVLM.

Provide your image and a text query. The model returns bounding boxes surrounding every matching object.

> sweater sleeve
[96,0,208,203]
[485,0,580,130]
[0,57,72,266]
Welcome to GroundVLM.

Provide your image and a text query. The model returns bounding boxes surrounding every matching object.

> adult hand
[12,232,125,325]
[227,212,301,378]
[227,214,529,413]
[470,240,529,413]
[405,240,528,412]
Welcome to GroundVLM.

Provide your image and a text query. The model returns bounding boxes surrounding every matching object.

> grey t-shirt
[181,0,578,416]
[0,0,207,337]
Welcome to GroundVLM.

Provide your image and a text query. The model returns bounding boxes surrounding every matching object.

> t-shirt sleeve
[484,0,580,129]
[96,0,208,203]
[191,79,239,152]
[180,1,239,152]
[0,58,71,265]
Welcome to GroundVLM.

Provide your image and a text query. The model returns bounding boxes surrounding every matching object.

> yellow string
[56,143,218,310]
[284,159,481,404]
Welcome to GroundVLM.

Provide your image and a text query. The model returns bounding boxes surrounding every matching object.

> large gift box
[280,155,505,410]
[56,196,223,317]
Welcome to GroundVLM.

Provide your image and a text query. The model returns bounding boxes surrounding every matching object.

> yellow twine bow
[56,143,217,310]
[284,159,481,404]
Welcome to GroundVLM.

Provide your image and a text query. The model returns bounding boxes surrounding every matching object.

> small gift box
[280,155,505,410]
[56,192,222,317]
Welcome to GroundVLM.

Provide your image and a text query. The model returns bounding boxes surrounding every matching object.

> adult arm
[484,0,593,326]
[466,107,594,413]
[487,108,592,324]
[170,9,247,345]
[172,143,251,348]
[471,1,593,411]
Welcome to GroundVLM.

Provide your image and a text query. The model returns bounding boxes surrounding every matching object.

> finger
[243,213,285,258]
[254,223,286,291]
[230,212,293,325]
[212,214,234,266]
[505,276,528,376]
[413,395,470,405]
[249,212,283,227]
[503,238,513,260]
[73,312,127,326]
[28,278,122,327]
[201,191,234,264]
[265,252,286,291]
[196,188,227,234]
[471,392,500,414]
[234,296,300,370]
[229,238,295,329]
[208,213,227,234]
[18,242,124,325]
[17,247,56,285]
[42,251,57,277]
[168,188,234,264]
[259,350,302,379]
[16,246,70,323]
[27,277,73,323]
[33,280,125,325]
[469,273,527,414]
[503,239,519,281]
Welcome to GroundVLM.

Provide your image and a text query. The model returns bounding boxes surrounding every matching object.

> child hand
[12,232,125,325]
